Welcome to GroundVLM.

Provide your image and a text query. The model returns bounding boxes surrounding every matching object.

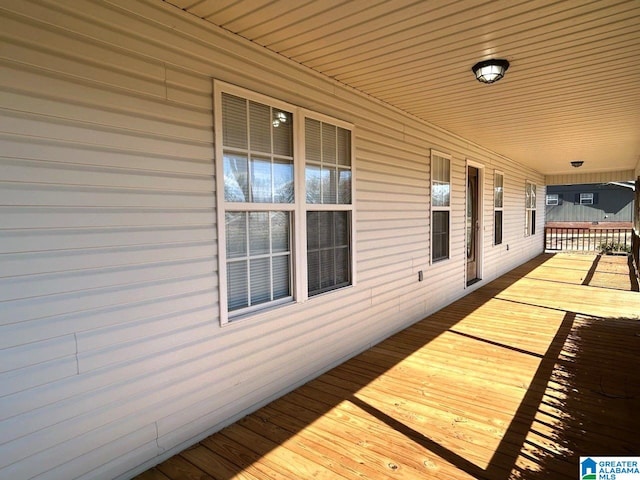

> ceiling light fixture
[571,160,584,168]
[472,59,510,84]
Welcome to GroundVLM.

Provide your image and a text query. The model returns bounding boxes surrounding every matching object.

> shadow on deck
[138,254,640,480]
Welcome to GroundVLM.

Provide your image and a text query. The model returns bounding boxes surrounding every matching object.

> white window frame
[431,150,452,263]
[580,193,594,205]
[494,171,504,246]
[299,109,356,301]
[214,81,355,326]
[525,181,537,237]
[546,194,559,205]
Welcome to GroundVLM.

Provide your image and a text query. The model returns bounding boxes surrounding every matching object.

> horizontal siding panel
[0,396,161,472]
[0,135,214,175]
[1,242,215,277]
[0,112,212,160]
[358,250,425,276]
[0,63,212,134]
[0,356,77,398]
[77,320,213,372]
[355,198,425,212]
[0,182,214,208]
[357,189,425,205]
[358,259,413,283]
[0,158,213,192]
[76,305,214,352]
[356,146,428,175]
[1,85,212,143]
[358,233,426,254]
[0,335,76,373]
[356,167,427,188]
[357,217,430,232]
[0,341,220,438]
[0,226,215,254]
[2,38,166,99]
[0,258,215,302]
[0,421,157,480]
[0,206,212,229]
[1,12,165,85]
[165,67,213,108]
[357,224,427,242]
[1,274,215,326]
[0,290,216,351]
[370,277,416,308]
[358,179,426,197]
[356,208,426,222]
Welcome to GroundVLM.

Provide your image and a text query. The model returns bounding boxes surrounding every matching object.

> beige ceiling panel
[165,0,640,175]
[238,0,351,40]
[185,0,232,18]
[330,2,636,85]
[290,0,469,64]
[311,0,588,76]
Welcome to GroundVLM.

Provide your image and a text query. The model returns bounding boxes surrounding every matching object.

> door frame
[465,159,484,286]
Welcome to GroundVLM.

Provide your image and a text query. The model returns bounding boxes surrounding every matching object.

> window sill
[221,284,355,328]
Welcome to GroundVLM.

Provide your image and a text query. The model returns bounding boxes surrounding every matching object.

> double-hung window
[215,82,354,324]
[579,193,594,205]
[431,151,451,262]
[525,181,537,236]
[494,171,504,245]
[305,117,353,296]
[546,194,559,205]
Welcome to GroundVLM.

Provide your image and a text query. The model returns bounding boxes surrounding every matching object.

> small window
[580,193,594,205]
[525,182,536,236]
[494,172,503,245]
[431,151,451,262]
[546,194,559,205]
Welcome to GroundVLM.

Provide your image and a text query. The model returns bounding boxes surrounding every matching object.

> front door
[466,166,479,285]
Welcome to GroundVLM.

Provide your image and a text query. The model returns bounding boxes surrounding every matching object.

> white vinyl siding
[0,2,545,479]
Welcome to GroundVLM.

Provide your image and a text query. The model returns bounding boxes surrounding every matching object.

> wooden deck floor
[137,254,640,480]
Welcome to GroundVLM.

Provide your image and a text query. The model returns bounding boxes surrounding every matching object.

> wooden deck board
[138,253,640,480]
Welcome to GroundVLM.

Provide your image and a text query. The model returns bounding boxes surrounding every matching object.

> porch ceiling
[164,0,640,177]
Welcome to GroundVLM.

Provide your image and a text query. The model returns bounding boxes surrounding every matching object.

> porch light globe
[472,59,510,84]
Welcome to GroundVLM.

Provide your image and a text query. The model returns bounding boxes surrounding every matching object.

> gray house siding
[545,184,633,224]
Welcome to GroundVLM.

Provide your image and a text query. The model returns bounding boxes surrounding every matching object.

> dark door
[466,166,479,285]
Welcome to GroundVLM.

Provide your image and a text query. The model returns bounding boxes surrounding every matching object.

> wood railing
[544,227,633,253]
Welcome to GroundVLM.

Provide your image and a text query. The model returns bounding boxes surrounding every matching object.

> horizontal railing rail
[544,227,633,253]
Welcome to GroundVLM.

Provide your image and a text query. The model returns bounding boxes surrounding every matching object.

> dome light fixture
[472,59,510,84]
[571,160,584,168]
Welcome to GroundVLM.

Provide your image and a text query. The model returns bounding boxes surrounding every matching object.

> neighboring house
[0,3,638,480]
[545,183,635,226]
